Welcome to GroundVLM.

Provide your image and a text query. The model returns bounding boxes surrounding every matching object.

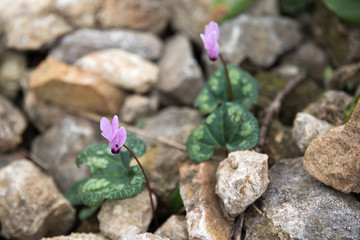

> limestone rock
[293,112,333,153]
[50,29,163,64]
[41,233,108,240]
[120,94,158,123]
[31,117,99,192]
[244,0,279,16]
[155,215,188,240]
[98,189,157,240]
[0,50,27,99]
[122,233,169,240]
[5,14,73,50]
[303,100,360,193]
[75,49,158,93]
[180,162,233,240]
[98,0,170,34]
[158,34,204,105]
[0,160,75,240]
[303,90,353,126]
[0,0,54,21]
[29,57,125,114]
[216,151,269,218]
[245,157,360,239]
[54,0,102,28]
[0,95,27,153]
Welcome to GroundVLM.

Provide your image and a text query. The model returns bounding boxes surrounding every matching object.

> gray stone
[303,90,353,126]
[120,94,158,123]
[216,150,269,218]
[244,0,279,16]
[158,34,204,105]
[50,29,163,64]
[293,112,333,153]
[0,0,54,22]
[41,233,108,240]
[155,215,188,240]
[0,95,27,153]
[245,157,360,240]
[31,117,99,192]
[98,189,157,240]
[326,62,360,92]
[0,160,75,240]
[75,49,159,93]
[122,233,169,240]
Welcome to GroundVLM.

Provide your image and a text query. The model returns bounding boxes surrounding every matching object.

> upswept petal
[112,115,119,134]
[100,117,113,142]
[116,127,127,148]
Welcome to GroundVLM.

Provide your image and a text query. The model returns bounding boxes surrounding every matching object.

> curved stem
[123,144,158,227]
[219,53,234,101]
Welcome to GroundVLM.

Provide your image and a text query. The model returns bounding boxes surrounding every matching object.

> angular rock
[54,0,102,28]
[245,157,360,240]
[98,189,157,240]
[0,0,54,21]
[50,29,163,64]
[0,50,27,99]
[120,94,158,123]
[293,112,333,153]
[158,34,204,105]
[29,57,125,114]
[0,95,27,153]
[0,160,75,240]
[303,90,353,126]
[303,100,360,193]
[122,233,169,240]
[41,233,108,240]
[180,162,233,240]
[31,117,98,192]
[5,14,73,50]
[98,0,170,34]
[216,151,269,218]
[75,49,159,93]
[155,215,188,240]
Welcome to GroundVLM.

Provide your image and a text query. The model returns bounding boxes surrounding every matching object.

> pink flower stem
[219,53,234,101]
[123,144,158,227]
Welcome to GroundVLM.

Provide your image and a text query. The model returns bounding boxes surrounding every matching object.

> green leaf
[167,188,184,213]
[279,0,314,15]
[194,65,258,115]
[211,0,254,22]
[345,95,360,122]
[66,133,147,207]
[79,205,100,220]
[187,102,259,163]
[323,0,360,27]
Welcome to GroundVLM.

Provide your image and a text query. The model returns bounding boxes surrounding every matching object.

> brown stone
[303,100,360,193]
[29,57,125,114]
[179,162,233,240]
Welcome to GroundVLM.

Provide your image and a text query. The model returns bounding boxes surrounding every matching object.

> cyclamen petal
[100,115,127,154]
[201,21,220,61]
[100,117,113,142]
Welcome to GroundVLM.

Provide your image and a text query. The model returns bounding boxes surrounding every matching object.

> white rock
[293,112,333,153]
[122,233,170,240]
[75,49,159,93]
[155,215,188,240]
[120,94,158,123]
[216,150,269,218]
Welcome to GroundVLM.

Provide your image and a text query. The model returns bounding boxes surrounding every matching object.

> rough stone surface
[180,162,233,240]
[216,151,269,218]
[0,95,27,153]
[326,62,360,92]
[31,117,99,192]
[5,14,73,50]
[303,90,353,126]
[41,233,108,240]
[29,57,125,114]
[293,112,333,153]
[75,49,159,93]
[122,233,169,240]
[245,157,360,240]
[50,29,163,64]
[98,189,157,240]
[54,0,102,28]
[0,50,27,99]
[244,0,279,16]
[0,0,54,21]
[98,0,170,34]
[158,34,204,105]
[120,94,158,123]
[155,215,188,240]
[0,160,75,240]
[303,100,360,193]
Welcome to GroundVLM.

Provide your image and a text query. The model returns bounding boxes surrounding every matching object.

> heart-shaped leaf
[66,133,147,207]
[194,65,258,115]
[187,102,259,163]
[323,0,360,27]
[211,0,254,22]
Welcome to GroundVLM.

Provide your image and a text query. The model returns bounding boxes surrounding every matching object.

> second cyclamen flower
[200,21,219,61]
[100,115,127,154]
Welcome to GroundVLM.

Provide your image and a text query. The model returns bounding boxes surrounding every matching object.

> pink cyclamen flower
[100,115,127,154]
[200,21,219,61]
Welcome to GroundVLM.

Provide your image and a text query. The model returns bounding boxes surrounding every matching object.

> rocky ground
[0,0,360,240]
